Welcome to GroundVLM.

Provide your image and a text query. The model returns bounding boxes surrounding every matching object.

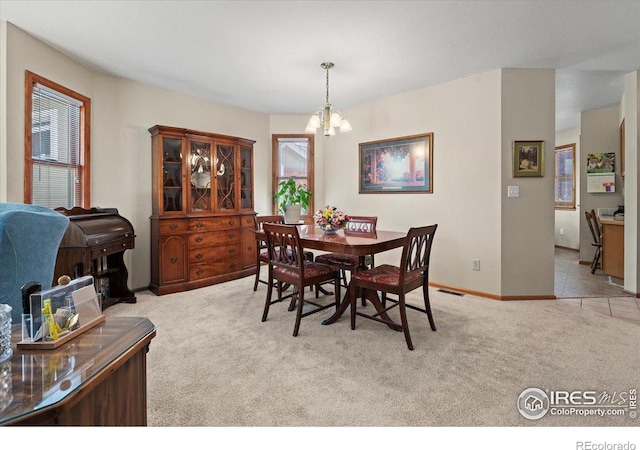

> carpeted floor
[105,273,640,427]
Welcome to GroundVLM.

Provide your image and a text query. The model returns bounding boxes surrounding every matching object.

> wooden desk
[600,217,624,279]
[1,317,156,426]
[255,225,407,327]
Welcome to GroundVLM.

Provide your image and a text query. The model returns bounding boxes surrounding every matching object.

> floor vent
[437,289,465,297]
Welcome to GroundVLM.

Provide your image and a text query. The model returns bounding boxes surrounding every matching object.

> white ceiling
[1,1,639,131]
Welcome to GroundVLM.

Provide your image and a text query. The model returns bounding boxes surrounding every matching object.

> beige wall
[500,69,556,297]
[555,127,581,249]
[322,71,503,294]
[318,69,556,297]
[3,22,270,290]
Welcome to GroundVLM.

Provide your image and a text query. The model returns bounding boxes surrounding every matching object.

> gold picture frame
[513,140,544,177]
[359,133,433,193]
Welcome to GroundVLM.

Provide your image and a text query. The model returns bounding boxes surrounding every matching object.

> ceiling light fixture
[305,62,352,137]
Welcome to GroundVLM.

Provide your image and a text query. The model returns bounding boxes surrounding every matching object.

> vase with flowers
[314,205,350,234]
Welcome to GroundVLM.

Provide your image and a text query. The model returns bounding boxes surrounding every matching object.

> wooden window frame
[554,143,576,210]
[271,134,314,223]
[24,70,91,208]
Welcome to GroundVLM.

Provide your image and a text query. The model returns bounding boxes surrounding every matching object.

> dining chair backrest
[255,215,285,247]
[344,216,377,236]
[398,224,438,290]
[256,215,285,231]
[263,223,305,277]
[585,209,601,245]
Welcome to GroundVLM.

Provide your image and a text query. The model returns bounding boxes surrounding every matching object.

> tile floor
[555,247,640,325]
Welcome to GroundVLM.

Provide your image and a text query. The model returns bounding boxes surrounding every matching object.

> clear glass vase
[0,304,12,362]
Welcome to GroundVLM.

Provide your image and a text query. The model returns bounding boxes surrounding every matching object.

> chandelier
[305,62,352,137]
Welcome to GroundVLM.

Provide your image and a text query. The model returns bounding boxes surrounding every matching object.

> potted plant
[274,178,311,223]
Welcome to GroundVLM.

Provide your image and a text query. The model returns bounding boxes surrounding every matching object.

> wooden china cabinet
[149,125,257,295]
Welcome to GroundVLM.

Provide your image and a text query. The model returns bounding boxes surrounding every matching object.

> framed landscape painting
[513,140,545,177]
[359,133,433,194]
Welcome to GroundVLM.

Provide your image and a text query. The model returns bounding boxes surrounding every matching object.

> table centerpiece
[315,205,350,234]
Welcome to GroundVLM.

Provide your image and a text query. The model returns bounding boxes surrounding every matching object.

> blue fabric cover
[0,203,69,325]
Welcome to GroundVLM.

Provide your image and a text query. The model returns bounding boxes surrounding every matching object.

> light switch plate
[507,186,519,198]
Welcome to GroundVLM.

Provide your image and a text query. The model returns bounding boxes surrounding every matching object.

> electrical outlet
[507,186,519,198]
[472,259,480,271]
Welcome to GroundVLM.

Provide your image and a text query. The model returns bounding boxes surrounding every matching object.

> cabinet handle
[169,223,178,230]
[122,243,126,247]
[229,248,236,254]
[196,253,203,259]
[196,221,204,228]
[228,233,235,239]
[195,236,203,243]
[170,257,178,264]
[229,219,235,225]
[246,218,252,224]
[230,263,236,269]
[102,248,107,253]
[248,246,253,251]
[196,268,204,275]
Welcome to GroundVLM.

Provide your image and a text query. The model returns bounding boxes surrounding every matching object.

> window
[25,71,91,209]
[555,143,575,210]
[272,135,314,221]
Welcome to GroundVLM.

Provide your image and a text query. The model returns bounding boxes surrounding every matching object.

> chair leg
[591,247,602,274]
[262,277,274,322]
[293,284,305,337]
[288,286,298,312]
[253,261,261,291]
[422,283,436,331]
[398,293,414,351]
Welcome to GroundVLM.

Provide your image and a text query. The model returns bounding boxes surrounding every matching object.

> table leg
[322,285,401,331]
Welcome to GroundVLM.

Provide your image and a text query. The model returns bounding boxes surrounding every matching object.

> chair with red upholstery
[347,224,438,350]
[253,215,285,291]
[262,223,341,337]
[253,215,315,292]
[314,216,377,302]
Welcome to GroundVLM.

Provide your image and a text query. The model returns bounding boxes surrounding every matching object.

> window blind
[31,83,82,208]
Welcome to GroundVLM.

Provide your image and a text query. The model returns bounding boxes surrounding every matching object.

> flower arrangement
[314,205,350,232]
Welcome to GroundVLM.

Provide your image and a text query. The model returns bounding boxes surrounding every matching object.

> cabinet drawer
[190,258,241,279]
[90,237,135,259]
[159,219,188,234]
[240,215,256,229]
[189,244,240,264]
[189,216,239,232]
[189,230,240,247]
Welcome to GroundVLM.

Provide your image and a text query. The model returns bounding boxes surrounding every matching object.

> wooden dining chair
[585,209,602,274]
[253,215,314,291]
[314,216,377,303]
[262,223,341,337]
[347,224,438,350]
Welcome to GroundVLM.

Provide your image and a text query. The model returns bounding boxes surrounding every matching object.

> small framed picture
[513,140,544,177]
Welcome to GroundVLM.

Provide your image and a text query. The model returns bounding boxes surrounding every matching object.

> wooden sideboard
[600,217,624,280]
[0,317,156,426]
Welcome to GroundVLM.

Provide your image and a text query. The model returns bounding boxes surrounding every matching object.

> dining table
[255,224,407,328]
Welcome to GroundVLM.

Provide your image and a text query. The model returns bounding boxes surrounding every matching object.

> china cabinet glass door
[162,138,184,213]
[188,139,212,212]
[240,146,253,209]
[215,143,236,211]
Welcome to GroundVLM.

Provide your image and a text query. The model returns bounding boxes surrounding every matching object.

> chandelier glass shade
[305,62,352,137]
